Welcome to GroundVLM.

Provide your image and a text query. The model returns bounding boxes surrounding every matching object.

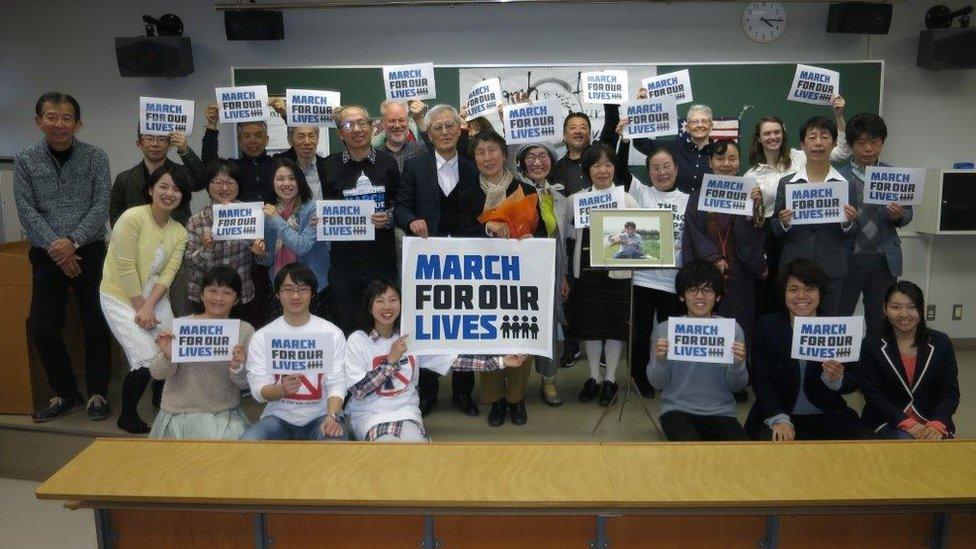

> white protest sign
[786,181,849,225]
[697,174,757,216]
[787,64,840,106]
[502,99,562,145]
[401,237,556,357]
[285,88,340,128]
[172,319,240,363]
[212,202,264,241]
[383,62,437,101]
[581,70,628,104]
[215,85,270,123]
[316,200,375,241]
[863,167,926,206]
[667,317,736,365]
[641,69,693,105]
[465,77,502,121]
[791,316,864,363]
[342,173,388,210]
[621,97,679,139]
[139,97,194,137]
[266,332,333,375]
[574,186,627,228]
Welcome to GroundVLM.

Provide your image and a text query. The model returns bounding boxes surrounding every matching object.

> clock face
[743,2,786,43]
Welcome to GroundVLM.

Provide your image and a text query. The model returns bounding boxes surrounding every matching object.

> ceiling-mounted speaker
[224,10,284,41]
[115,36,194,77]
[826,2,893,34]
[917,28,976,70]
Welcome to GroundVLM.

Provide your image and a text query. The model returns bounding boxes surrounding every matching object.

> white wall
[2,0,974,336]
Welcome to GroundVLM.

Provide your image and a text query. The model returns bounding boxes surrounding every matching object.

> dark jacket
[394,151,479,237]
[200,128,273,202]
[858,330,959,436]
[109,151,205,227]
[745,312,861,438]
[457,178,547,238]
[682,187,766,276]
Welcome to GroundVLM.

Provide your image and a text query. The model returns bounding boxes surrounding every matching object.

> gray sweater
[13,139,111,248]
[149,319,256,414]
[647,317,748,418]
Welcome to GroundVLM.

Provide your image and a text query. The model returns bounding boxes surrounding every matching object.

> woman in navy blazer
[859,281,959,439]
[745,258,867,441]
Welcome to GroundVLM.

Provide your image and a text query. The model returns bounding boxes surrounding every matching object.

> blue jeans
[240,414,344,441]
[876,424,915,440]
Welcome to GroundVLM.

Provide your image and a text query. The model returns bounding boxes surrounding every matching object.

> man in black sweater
[323,105,401,335]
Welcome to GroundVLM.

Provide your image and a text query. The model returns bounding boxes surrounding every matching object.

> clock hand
[761,17,784,24]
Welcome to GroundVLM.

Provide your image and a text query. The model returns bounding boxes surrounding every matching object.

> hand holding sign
[155,331,174,360]
[388,334,409,364]
[230,344,246,371]
[822,360,844,383]
[502,354,529,368]
[281,375,302,396]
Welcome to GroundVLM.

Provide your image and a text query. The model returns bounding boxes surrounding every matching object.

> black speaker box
[917,29,976,70]
[115,36,194,77]
[826,2,892,34]
[224,10,284,41]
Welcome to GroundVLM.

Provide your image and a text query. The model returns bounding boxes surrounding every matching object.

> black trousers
[28,242,112,399]
[418,368,475,403]
[660,410,750,441]
[751,413,873,441]
[631,286,683,387]
[328,262,398,336]
[838,253,895,338]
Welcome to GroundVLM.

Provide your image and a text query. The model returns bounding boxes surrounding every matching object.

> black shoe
[452,394,480,417]
[635,380,656,399]
[32,394,83,423]
[117,414,150,434]
[488,399,507,427]
[734,389,750,403]
[86,395,111,421]
[420,397,438,418]
[509,400,527,425]
[579,378,600,402]
[598,380,619,407]
[559,347,582,368]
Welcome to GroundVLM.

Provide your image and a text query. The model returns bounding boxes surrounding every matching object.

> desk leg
[928,513,949,549]
[94,509,116,549]
[589,515,608,549]
[758,515,779,549]
[252,513,270,549]
[422,515,440,548]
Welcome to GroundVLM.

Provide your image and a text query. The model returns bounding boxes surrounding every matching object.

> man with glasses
[109,130,205,227]
[394,104,481,418]
[374,100,426,172]
[632,93,716,195]
[14,92,114,422]
[322,105,401,334]
[202,102,275,202]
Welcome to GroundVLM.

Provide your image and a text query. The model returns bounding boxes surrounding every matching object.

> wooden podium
[36,439,976,548]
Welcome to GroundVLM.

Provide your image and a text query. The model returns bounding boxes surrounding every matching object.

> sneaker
[117,414,150,434]
[541,380,563,407]
[86,395,111,421]
[452,394,480,417]
[32,395,83,423]
[598,380,619,407]
[509,400,527,425]
[488,399,508,427]
[559,347,582,368]
[419,397,438,418]
[635,380,656,399]
[578,378,600,402]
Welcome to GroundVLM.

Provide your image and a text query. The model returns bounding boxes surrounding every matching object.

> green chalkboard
[234,62,881,177]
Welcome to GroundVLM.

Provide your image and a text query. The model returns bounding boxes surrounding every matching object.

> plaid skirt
[569,232,631,341]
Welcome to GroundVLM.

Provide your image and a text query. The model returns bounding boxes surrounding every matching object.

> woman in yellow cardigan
[100,166,189,433]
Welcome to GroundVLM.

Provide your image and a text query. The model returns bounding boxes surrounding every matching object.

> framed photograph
[588,209,676,268]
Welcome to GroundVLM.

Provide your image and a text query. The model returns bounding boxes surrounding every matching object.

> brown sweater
[149,319,256,414]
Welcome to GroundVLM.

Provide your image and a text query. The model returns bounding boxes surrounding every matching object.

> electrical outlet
[953,305,963,321]
[926,305,936,321]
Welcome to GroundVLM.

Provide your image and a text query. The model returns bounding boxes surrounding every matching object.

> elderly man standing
[14,92,113,422]
[394,104,480,417]
[375,100,426,172]
[322,105,400,334]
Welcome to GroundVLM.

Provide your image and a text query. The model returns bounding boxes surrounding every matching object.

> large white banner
[401,237,556,357]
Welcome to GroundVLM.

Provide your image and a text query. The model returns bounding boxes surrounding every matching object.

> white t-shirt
[628,178,690,293]
[343,330,455,440]
[246,315,347,426]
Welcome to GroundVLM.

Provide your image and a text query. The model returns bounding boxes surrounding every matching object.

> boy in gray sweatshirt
[647,260,750,441]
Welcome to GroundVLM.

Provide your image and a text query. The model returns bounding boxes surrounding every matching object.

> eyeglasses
[279,286,312,296]
[524,153,550,165]
[42,113,76,124]
[650,163,674,174]
[210,179,238,188]
[686,286,716,296]
[429,121,459,134]
[340,119,371,130]
[687,118,712,127]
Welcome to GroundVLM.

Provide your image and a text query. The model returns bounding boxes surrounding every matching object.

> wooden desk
[36,439,976,548]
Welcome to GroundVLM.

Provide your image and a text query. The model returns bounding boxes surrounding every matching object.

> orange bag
[477,187,539,238]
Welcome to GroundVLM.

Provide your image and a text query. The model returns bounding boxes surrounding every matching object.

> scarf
[273,200,300,275]
[532,179,562,238]
[479,169,514,212]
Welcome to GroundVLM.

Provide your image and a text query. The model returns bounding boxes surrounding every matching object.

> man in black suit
[394,104,480,417]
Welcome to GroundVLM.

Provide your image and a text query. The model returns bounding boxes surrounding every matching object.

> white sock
[584,340,603,381]
[604,339,625,383]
